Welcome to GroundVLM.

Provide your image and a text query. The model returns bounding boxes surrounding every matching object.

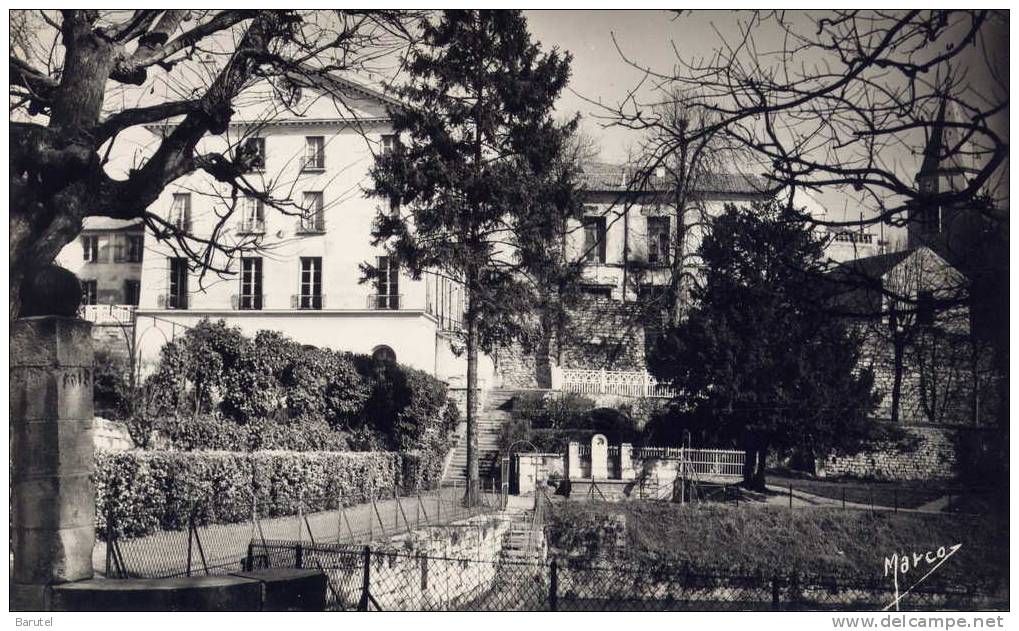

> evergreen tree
[648,200,885,490]
[368,10,581,502]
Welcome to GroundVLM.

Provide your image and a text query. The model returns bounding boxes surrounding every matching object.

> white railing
[634,446,745,478]
[558,368,677,398]
[78,304,136,325]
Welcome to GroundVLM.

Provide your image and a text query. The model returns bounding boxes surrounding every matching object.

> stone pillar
[567,442,580,479]
[591,434,608,479]
[517,455,535,495]
[620,443,635,480]
[11,317,96,610]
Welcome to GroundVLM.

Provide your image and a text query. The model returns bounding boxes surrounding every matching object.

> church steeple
[909,91,980,249]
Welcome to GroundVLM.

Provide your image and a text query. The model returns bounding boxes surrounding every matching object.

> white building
[131,74,490,385]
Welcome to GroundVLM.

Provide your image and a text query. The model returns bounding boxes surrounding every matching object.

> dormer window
[381,134,399,154]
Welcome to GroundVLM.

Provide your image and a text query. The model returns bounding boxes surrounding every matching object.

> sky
[524,10,1009,232]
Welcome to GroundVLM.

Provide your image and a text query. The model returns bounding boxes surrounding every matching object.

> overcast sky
[526,10,1009,232]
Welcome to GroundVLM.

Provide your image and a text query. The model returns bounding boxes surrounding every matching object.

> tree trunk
[752,443,768,491]
[464,283,480,506]
[741,445,756,488]
[890,338,905,423]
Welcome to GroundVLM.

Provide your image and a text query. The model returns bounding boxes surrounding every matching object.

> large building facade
[131,75,484,384]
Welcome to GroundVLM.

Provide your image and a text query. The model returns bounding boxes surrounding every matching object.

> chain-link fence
[246,540,1008,611]
[97,481,505,579]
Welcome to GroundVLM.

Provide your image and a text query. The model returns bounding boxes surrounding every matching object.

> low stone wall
[818,426,957,481]
[327,515,512,610]
[93,417,134,451]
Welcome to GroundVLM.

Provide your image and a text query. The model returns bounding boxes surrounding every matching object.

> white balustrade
[559,368,677,398]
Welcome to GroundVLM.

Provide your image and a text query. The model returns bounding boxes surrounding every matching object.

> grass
[547,501,1008,588]
[764,472,948,509]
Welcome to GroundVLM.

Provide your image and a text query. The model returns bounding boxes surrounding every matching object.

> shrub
[93,347,131,419]
[94,449,431,538]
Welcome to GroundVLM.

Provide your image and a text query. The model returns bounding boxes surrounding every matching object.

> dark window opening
[299,257,323,310]
[304,136,325,170]
[168,258,188,309]
[124,280,141,306]
[239,257,263,310]
[373,256,400,309]
[372,345,397,363]
[81,280,98,306]
[647,216,670,265]
[583,216,607,263]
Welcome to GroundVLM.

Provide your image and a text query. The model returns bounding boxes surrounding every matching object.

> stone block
[230,569,327,611]
[13,525,95,584]
[11,317,94,368]
[13,475,95,529]
[50,576,264,612]
[11,419,95,478]
[10,366,94,421]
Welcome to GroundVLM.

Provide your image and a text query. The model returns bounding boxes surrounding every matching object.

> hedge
[94,449,440,539]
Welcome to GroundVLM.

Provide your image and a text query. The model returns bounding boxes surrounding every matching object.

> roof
[578,161,773,197]
[81,217,145,232]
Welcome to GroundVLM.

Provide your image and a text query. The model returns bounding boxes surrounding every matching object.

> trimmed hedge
[94,449,439,539]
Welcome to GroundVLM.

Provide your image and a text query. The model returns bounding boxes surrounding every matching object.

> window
[81,280,97,305]
[239,196,265,233]
[582,216,607,263]
[298,257,322,310]
[381,134,399,154]
[299,192,325,233]
[239,257,263,310]
[371,345,397,363]
[303,136,325,170]
[95,235,112,263]
[241,137,265,171]
[126,234,144,263]
[124,280,141,306]
[170,193,192,232]
[647,216,670,265]
[82,236,99,263]
[168,258,188,309]
[373,256,399,309]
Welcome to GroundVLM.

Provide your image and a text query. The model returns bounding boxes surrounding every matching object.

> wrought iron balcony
[292,294,325,310]
[158,294,189,310]
[231,294,265,310]
[237,219,265,234]
[367,294,401,310]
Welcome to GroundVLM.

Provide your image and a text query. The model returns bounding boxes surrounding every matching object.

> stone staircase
[443,389,517,485]
[499,497,547,563]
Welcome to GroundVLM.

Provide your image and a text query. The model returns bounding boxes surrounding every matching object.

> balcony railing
[367,294,401,310]
[78,304,136,325]
[158,294,189,310]
[237,219,265,234]
[296,216,326,234]
[555,367,677,398]
[292,294,324,310]
[231,294,265,310]
[300,155,325,172]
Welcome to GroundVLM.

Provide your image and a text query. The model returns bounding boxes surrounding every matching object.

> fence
[248,541,1007,611]
[633,447,745,479]
[559,368,677,398]
[98,481,506,580]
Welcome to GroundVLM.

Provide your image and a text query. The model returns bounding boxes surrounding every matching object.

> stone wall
[327,515,511,610]
[93,417,134,452]
[495,297,651,388]
[818,425,958,481]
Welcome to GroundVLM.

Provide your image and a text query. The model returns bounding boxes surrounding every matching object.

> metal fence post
[186,510,194,577]
[772,574,781,610]
[246,542,254,571]
[788,485,793,508]
[358,545,372,611]
[549,559,559,611]
[296,541,303,569]
[842,487,846,509]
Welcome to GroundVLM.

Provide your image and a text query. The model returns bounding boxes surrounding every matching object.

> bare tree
[9,9,420,319]
[600,10,1008,423]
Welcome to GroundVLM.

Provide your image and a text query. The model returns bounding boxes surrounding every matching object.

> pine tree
[368,10,580,502]
[648,200,886,490]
